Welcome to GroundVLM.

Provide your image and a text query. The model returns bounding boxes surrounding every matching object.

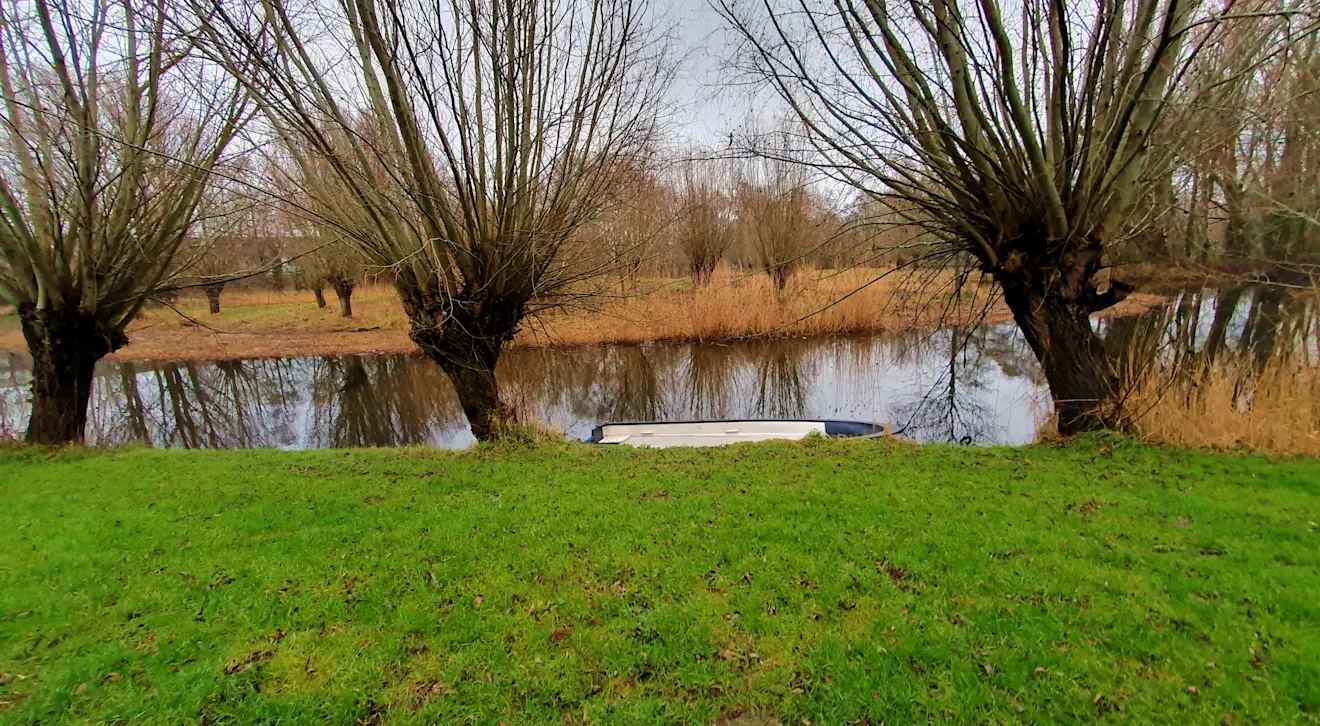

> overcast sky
[663,0,762,147]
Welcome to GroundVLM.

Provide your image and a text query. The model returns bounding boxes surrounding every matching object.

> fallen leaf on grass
[224,650,274,675]
[715,707,782,725]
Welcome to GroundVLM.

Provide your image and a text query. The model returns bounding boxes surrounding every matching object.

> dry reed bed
[518,267,1012,345]
[1126,355,1320,456]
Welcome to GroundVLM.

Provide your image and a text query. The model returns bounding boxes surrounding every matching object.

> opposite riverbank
[0,268,1165,362]
[1,436,1316,723]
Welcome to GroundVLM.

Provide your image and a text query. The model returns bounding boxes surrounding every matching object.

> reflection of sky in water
[0,324,1044,448]
[521,325,1045,445]
[1,286,1312,449]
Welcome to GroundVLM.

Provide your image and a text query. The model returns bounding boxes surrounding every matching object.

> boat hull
[588,420,884,448]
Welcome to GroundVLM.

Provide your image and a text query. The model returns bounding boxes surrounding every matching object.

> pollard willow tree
[196,0,670,439]
[674,157,734,286]
[0,0,249,444]
[717,0,1257,432]
[736,127,824,292]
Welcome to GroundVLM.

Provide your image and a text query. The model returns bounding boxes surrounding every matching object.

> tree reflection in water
[86,358,303,447]
[310,356,464,447]
[501,345,683,426]
[685,344,740,420]
[751,342,810,419]
[0,353,29,439]
[2,286,1311,448]
[892,325,1037,443]
[1103,285,1319,394]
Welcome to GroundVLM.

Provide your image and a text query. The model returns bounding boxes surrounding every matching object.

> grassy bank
[0,268,1161,361]
[1,438,1316,724]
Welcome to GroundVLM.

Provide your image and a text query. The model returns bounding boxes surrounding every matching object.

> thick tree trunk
[406,292,524,441]
[202,283,225,314]
[19,304,127,445]
[436,354,504,440]
[992,239,1131,435]
[270,260,286,291]
[312,286,327,308]
[1000,281,1119,433]
[1218,175,1253,258]
[691,260,715,287]
[330,278,354,318]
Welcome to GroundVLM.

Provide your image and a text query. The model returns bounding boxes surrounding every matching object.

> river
[0,286,1314,448]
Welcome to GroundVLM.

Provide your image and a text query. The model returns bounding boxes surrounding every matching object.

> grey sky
[663,0,761,146]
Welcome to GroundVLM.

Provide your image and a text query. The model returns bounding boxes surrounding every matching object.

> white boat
[589,419,885,448]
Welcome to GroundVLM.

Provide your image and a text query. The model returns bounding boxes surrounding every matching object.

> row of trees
[191,150,843,309]
[2,0,1317,444]
[1125,7,1320,268]
[575,148,841,290]
[186,143,851,306]
[717,0,1320,432]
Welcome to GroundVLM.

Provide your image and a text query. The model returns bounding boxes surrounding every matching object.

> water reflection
[1101,286,1319,376]
[0,286,1311,449]
[895,326,1003,444]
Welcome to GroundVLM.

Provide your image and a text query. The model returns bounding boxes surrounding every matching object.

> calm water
[0,286,1314,448]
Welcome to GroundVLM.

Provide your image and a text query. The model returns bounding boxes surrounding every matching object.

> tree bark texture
[330,278,354,318]
[203,283,225,314]
[19,304,128,445]
[313,286,327,308]
[406,293,525,441]
[990,237,1131,435]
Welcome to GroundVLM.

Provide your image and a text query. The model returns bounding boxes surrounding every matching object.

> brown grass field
[0,266,1163,361]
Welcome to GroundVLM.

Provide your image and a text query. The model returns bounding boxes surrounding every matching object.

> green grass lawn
[1,437,1317,724]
